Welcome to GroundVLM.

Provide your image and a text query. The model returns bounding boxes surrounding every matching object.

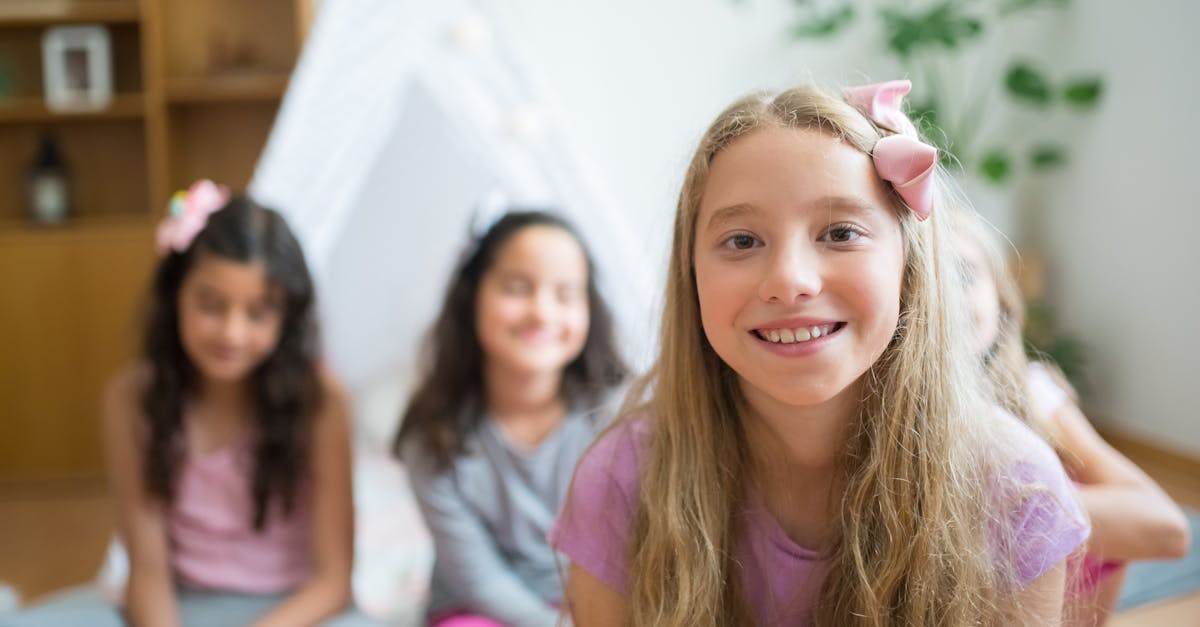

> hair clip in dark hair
[155,179,231,256]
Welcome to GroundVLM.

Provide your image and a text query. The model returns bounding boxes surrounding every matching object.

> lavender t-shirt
[549,413,1089,625]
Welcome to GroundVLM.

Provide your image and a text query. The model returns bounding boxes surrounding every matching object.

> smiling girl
[393,211,627,626]
[551,82,1090,626]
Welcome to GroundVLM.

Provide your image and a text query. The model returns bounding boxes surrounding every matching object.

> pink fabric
[428,611,507,627]
[1070,546,1124,596]
[1026,362,1125,595]
[1026,362,1070,418]
[167,428,313,594]
[551,414,1089,625]
[843,80,938,221]
[871,135,937,220]
[548,419,830,626]
[844,80,919,136]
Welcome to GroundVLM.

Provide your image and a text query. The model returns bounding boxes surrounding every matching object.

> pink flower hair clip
[843,80,938,221]
[154,179,231,256]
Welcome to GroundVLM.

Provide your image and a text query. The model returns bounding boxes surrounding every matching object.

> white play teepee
[246,5,657,619]
[251,0,656,410]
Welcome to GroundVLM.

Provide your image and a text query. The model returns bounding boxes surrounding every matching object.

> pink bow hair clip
[155,179,231,256]
[843,80,938,221]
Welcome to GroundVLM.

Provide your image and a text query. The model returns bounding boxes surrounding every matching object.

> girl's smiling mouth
[751,321,846,345]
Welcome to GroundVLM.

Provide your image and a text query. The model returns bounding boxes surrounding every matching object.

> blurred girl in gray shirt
[393,211,627,626]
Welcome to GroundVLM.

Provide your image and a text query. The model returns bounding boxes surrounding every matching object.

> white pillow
[351,363,415,455]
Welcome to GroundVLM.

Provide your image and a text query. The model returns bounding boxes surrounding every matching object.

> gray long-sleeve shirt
[401,404,609,626]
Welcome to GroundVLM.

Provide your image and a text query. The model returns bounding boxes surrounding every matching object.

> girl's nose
[758,243,822,304]
[221,312,251,344]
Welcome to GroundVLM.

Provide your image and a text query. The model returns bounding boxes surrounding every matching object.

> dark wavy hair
[392,211,627,469]
[141,196,321,530]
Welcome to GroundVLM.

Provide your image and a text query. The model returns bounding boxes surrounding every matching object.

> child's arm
[1049,402,1191,562]
[566,562,626,627]
[251,374,355,627]
[101,368,180,627]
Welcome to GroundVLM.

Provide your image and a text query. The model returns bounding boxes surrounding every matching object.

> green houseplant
[789,0,1104,185]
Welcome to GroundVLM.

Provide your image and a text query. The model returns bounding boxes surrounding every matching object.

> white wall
[508,1,1200,455]
[1036,0,1200,456]
[508,0,874,278]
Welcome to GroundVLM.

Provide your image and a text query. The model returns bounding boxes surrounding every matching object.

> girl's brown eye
[827,227,858,242]
[732,234,756,249]
[820,224,865,244]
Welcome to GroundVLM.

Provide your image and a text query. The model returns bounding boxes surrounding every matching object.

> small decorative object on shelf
[26,132,72,225]
[41,24,113,112]
[206,29,259,74]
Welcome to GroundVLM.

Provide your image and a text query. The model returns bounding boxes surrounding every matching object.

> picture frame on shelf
[41,25,113,112]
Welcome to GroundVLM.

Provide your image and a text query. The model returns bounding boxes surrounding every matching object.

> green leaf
[904,101,958,166]
[961,17,983,38]
[880,10,921,56]
[1063,78,1104,108]
[1046,335,1089,392]
[1030,145,1065,170]
[979,151,1011,184]
[938,148,960,170]
[1005,63,1052,106]
[880,3,985,56]
[1023,298,1089,393]
[791,4,856,39]
[907,101,940,136]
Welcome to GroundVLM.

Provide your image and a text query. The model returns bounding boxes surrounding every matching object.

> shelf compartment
[0,120,149,224]
[167,100,279,191]
[161,0,297,80]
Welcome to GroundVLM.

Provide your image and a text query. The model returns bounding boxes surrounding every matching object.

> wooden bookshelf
[0,0,141,26]
[0,0,312,482]
[0,92,144,122]
[165,72,289,103]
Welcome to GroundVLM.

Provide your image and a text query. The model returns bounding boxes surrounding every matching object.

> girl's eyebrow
[811,195,880,217]
[705,203,759,232]
[706,196,881,232]
[495,268,531,279]
[193,282,225,299]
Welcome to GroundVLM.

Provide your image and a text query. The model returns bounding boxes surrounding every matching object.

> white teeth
[761,325,835,344]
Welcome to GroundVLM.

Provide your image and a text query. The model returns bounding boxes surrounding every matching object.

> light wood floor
[0,477,114,604]
[1,434,1198,624]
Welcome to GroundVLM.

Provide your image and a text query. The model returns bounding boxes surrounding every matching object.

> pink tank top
[167,428,313,593]
[1026,363,1124,593]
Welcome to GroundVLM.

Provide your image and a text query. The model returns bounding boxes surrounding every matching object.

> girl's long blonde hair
[622,85,1025,626]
